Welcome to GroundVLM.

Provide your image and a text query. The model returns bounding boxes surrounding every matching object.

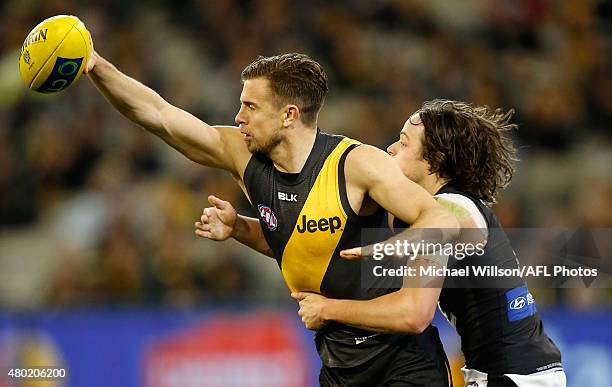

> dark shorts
[485,375,519,387]
[319,326,451,387]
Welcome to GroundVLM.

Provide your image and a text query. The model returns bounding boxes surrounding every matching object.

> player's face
[387,114,432,184]
[235,78,286,155]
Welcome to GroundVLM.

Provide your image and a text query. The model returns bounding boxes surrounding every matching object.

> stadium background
[0,0,610,386]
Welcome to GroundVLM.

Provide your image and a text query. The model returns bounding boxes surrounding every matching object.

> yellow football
[19,15,91,93]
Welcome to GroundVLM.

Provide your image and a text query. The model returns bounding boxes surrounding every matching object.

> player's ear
[283,105,300,127]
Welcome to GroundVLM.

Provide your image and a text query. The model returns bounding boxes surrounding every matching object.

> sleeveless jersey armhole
[338,144,360,220]
[242,155,258,198]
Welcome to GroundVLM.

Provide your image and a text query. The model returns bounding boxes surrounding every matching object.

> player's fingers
[205,209,219,221]
[84,48,96,74]
[195,222,211,232]
[340,247,362,259]
[195,221,210,230]
[195,229,212,239]
[208,195,228,210]
[200,214,209,223]
[291,292,305,300]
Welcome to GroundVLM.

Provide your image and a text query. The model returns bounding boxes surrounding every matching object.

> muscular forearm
[88,52,167,132]
[232,215,275,258]
[394,205,460,247]
[88,53,238,169]
[320,259,443,334]
[386,206,459,265]
[409,206,460,242]
[322,287,440,334]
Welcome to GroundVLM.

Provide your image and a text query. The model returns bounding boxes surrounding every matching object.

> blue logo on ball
[36,56,83,93]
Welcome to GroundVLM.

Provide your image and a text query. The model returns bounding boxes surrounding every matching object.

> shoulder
[435,193,488,229]
[345,145,403,185]
[345,145,392,172]
[214,125,244,144]
[214,126,253,179]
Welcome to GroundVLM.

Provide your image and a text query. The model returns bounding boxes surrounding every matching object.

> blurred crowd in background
[0,0,610,310]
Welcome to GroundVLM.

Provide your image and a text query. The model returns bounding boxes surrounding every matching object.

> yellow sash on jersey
[281,138,361,293]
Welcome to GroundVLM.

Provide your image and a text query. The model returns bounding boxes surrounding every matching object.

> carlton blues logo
[258,204,278,231]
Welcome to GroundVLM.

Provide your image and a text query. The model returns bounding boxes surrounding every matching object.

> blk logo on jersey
[278,192,298,202]
[296,215,342,234]
[258,204,278,231]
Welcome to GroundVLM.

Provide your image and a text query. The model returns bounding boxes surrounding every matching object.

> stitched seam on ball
[72,20,90,71]
[29,18,79,89]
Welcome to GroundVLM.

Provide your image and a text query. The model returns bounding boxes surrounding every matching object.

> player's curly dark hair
[417,99,518,206]
[241,53,328,126]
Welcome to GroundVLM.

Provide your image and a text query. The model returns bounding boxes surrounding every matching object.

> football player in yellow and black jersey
[84,46,457,386]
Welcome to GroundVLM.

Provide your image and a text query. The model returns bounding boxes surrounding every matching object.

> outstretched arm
[86,51,249,175]
[195,195,274,258]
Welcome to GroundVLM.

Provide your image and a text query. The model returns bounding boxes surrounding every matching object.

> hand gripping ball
[19,15,91,93]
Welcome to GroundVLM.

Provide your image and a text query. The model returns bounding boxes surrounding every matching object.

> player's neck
[270,125,318,173]
[420,174,449,196]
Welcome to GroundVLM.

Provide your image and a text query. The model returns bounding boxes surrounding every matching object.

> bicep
[158,104,249,173]
[348,147,438,224]
[369,177,435,224]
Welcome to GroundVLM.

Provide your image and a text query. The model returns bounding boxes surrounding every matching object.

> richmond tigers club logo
[258,204,278,231]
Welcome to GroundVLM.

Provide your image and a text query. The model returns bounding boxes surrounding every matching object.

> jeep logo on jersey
[296,215,342,234]
[278,192,298,202]
[258,204,278,231]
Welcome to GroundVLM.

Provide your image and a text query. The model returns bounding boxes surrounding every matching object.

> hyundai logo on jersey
[506,285,537,322]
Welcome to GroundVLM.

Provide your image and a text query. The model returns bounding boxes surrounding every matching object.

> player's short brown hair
[241,53,328,126]
[417,99,518,205]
